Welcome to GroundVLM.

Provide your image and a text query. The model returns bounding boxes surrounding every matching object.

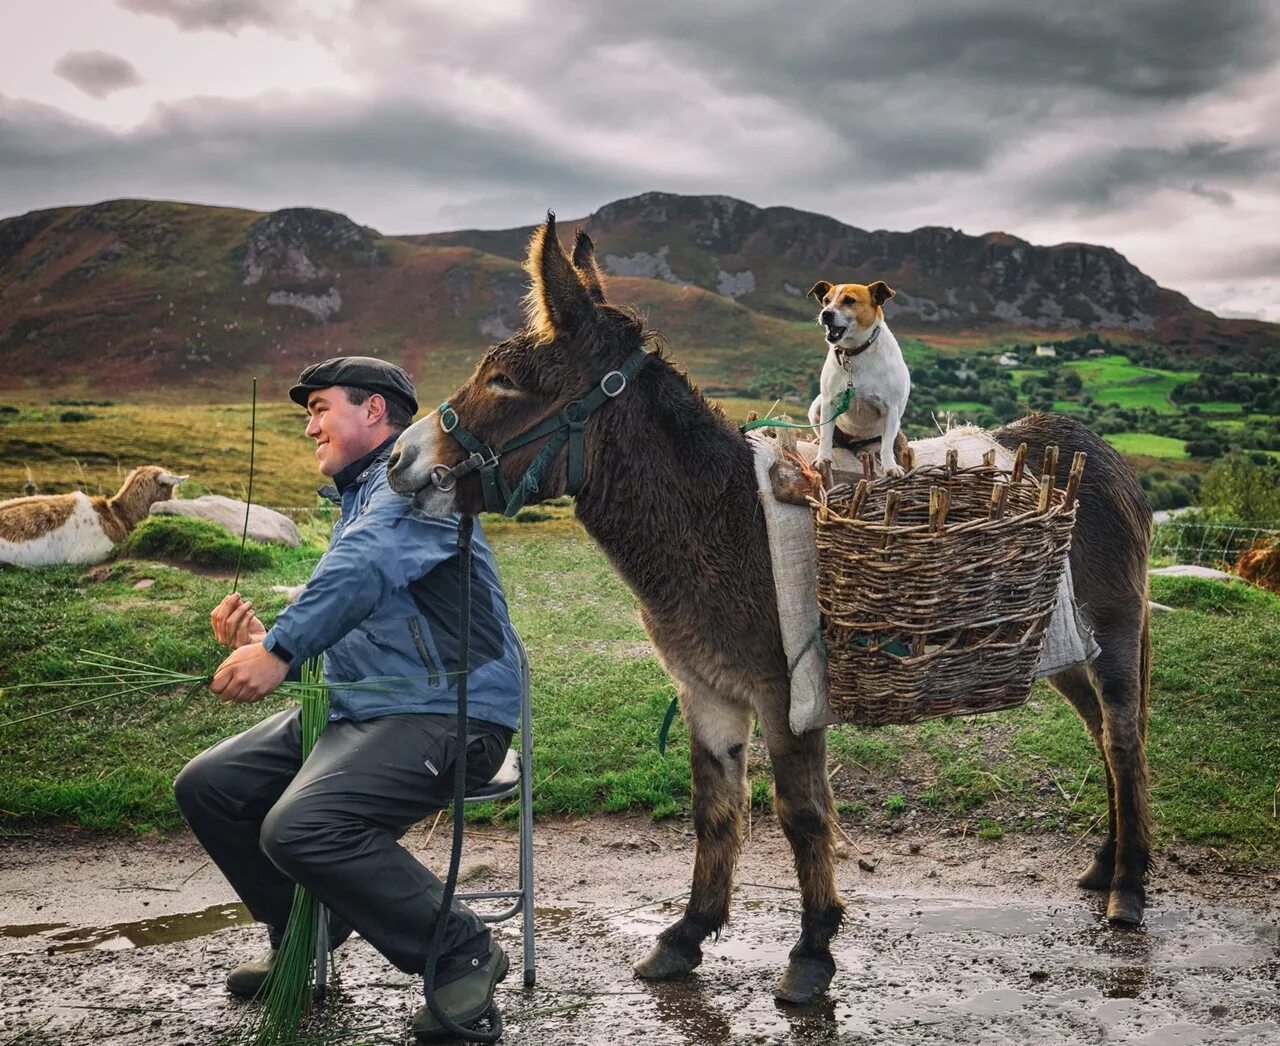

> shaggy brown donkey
[388,216,1153,1002]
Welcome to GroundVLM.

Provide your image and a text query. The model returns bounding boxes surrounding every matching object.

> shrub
[1199,453,1280,523]
[58,410,96,423]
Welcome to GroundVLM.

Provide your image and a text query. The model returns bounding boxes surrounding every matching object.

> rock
[833,841,850,860]
[1148,601,1177,614]
[132,578,155,590]
[857,857,877,873]
[1149,565,1236,582]
[151,496,301,546]
[272,583,306,603]
[457,860,496,885]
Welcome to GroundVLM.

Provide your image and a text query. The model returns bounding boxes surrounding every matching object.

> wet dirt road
[1,816,1277,1044]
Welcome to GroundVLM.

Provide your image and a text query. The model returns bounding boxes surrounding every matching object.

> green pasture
[2,517,1277,864]
[1103,433,1190,459]
[1063,355,1184,414]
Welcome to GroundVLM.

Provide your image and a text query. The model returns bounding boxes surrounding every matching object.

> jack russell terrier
[806,279,911,477]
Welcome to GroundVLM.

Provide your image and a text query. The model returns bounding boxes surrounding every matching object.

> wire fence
[1151,518,1280,567]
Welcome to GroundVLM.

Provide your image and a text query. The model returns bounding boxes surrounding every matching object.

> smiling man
[174,356,523,1041]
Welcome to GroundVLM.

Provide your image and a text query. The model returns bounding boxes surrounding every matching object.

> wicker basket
[809,444,1084,726]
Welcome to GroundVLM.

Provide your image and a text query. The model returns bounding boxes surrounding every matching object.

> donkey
[387,216,1153,1002]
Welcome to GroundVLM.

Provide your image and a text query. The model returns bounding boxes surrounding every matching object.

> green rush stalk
[242,655,331,1046]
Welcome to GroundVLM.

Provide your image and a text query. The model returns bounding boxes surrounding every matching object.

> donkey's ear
[524,211,597,342]
[571,228,607,303]
[807,281,833,303]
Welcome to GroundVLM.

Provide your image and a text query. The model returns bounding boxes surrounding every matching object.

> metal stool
[314,641,535,995]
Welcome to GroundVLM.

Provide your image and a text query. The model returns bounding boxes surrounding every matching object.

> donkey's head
[388,213,647,514]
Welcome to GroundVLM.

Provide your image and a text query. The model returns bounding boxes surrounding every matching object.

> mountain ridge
[0,191,1274,399]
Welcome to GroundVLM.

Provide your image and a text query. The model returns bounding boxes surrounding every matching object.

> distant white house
[997,353,1020,367]
[1034,345,1057,358]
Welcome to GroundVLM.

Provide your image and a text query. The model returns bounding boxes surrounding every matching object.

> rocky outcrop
[151,496,301,546]
[234,208,386,287]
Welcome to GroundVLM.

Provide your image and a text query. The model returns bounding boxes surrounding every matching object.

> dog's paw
[883,463,905,478]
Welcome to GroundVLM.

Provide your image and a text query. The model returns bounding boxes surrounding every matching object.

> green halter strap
[433,345,650,517]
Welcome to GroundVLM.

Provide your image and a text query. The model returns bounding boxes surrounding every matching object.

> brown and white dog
[806,280,911,476]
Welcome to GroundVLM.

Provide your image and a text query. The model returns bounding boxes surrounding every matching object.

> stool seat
[465,749,520,802]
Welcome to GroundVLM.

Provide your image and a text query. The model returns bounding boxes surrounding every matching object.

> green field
[1103,432,1190,459]
[1064,355,1184,414]
[2,517,1277,863]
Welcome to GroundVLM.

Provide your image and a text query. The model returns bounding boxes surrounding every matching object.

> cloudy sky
[3,0,1278,320]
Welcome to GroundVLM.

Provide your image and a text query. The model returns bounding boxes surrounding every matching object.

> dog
[806,279,911,477]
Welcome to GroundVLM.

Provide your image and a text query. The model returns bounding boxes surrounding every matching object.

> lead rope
[421,513,504,1042]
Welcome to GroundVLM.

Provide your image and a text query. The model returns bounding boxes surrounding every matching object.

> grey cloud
[1030,139,1276,212]
[0,92,627,230]
[53,50,143,99]
[330,0,1280,193]
[117,0,282,33]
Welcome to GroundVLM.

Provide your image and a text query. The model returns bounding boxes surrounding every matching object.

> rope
[421,514,503,1042]
[741,385,853,433]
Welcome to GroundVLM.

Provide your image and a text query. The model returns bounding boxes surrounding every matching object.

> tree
[1199,453,1280,521]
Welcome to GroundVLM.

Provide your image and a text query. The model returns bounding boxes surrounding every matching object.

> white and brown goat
[0,466,186,567]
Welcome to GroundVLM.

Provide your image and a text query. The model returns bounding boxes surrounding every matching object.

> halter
[429,345,651,517]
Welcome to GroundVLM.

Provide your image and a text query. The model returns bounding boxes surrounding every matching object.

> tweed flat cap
[289,356,418,415]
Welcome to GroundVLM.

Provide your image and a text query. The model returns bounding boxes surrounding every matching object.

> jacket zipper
[407,617,441,687]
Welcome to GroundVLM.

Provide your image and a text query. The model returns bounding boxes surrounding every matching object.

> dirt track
[1,816,1277,1045]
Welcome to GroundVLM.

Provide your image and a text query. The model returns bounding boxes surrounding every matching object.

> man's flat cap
[289,356,418,415]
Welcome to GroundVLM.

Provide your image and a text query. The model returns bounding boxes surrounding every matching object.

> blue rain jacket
[262,443,522,729]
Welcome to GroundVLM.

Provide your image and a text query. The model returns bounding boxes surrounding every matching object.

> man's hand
[211,643,289,703]
[211,593,267,649]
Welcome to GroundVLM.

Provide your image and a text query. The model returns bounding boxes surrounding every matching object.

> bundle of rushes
[242,655,332,1046]
[809,443,1084,725]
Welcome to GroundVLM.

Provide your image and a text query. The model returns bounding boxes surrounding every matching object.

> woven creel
[808,444,1084,726]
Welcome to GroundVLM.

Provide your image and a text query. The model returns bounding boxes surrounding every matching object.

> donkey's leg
[634,690,751,980]
[761,712,846,1003]
[1092,611,1153,926]
[1048,664,1118,890]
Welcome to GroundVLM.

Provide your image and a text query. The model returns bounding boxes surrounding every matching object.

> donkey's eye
[489,373,518,391]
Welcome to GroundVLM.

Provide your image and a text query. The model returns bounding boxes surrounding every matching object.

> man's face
[304,387,381,476]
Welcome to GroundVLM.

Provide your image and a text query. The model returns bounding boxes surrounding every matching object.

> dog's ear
[807,281,832,303]
[868,281,895,306]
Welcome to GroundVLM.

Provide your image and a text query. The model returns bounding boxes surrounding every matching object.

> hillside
[0,193,1276,401]
[409,192,1280,358]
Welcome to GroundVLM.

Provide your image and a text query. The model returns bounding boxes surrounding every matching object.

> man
[175,356,522,1041]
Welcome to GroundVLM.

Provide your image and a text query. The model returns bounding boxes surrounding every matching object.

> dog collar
[835,324,880,367]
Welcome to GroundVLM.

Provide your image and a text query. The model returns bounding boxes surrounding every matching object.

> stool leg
[520,756,535,987]
[313,902,329,1002]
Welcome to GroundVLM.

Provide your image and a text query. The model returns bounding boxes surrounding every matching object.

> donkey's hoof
[634,942,700,980]
[1077,856,1114,892]
[774,956,835,1004]
[1106,889,1145,927]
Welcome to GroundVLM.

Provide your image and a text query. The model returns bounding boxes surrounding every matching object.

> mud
[0,816,1276,1044]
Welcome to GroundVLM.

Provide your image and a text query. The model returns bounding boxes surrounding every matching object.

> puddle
[579,891,1280,1045]
[0,902,253,954]
[2,885,1278,1043]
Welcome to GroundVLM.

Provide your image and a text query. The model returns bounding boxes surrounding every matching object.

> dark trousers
[175,707,512,980]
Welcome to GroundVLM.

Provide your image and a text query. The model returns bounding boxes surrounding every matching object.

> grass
[1064,355,1183,414]
[2,522,1278,863]
[1103,433,1190,460]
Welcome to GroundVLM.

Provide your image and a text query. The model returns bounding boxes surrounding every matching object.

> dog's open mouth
[824,324,847,344]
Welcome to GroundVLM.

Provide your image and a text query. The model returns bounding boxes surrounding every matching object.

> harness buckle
[428,463,457,492]
[600,370,627,397]
[439,403,459,433]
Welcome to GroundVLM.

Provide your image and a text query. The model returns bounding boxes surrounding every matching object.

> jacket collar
[322,433,401,498]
